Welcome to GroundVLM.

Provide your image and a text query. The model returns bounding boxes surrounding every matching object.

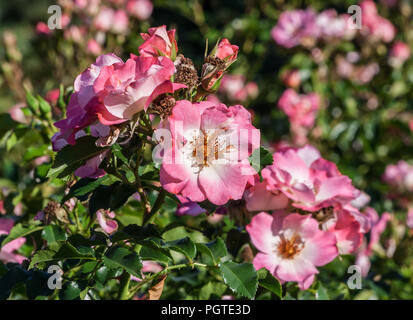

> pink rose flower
[96,209,118,234]
[262,145,359,212]
[271,10,318,48]
[247,211,338,290]
[407,208,413,229]
[0,218,26,264]
[360,0,395,43]
[93,55,184,124]
[87,39,102,56]
[93,7,115,32]
[278,89,321,128]
[36,22,52,36]
[160,100,260,205]
[215,39,239,63]
[45,89,60,105]
[127,0,153,20]
[9,103,29,124]
[243,178,289,212]
[112,10,129,35]
[139,26,178,60]
[389,41,411,68]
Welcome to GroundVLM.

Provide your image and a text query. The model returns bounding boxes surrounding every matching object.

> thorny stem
[126,262,208,299]
[142,189,166,226]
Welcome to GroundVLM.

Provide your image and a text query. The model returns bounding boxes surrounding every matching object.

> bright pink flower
[96,210,118,234]
[36,22,52,36]
[278,89,321,128]
[215,39,239,63]
[0,218,26,264]
[93,55,184,124]
[262,145,359,212]
[247,211,338,290]
[45,89,60,105]
[160,100,260,205]
[271,10,318,48]
[389,41,411,68]
[127,0,153,20]
[139,26,178,60]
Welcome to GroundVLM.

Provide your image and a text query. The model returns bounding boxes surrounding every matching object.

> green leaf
[25,91,39,115]
[139,240,172,264]
[29,250,56,269]
[63,175,117,202]
[37,95,52,117]
[219,261,258,299]
[1,223,43,248]
[199,281,227,300]
[0,113,19,139]
[41,225,67,244]
[111,144,128,164]
[164,237,197,262]
[196,237,227,265]
[258,269,282,299]
[249,146,273,173]
[103,246,142,277]
[111,224,161,243]
[47,136,108,179]
[54,242,95,260]
[24,145,50,161]
[88,182,136,215]
[59,282,82,300]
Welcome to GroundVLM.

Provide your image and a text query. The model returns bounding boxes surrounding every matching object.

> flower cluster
[245,145,372,289]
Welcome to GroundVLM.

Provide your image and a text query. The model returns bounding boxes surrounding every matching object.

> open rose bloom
[160,100,260,205]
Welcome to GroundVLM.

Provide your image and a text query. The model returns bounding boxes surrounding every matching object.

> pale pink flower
[271,10,318,48]
[87,39,102,56]
[111,10,129,34]
[0,218,26,264]
[407,208,413,229]
[360,0,395,43]
[247,211,338,290]
[127,0,153,20]
[262,145,359,212]
[139,26,178,60]
[282,70,301,89]
[131,261,163,282]
[96,209,118,234]
[160,100,260,205]
[328,208,363,255]
[94,7,115,32]
[389,41,411,68]
[9,103,29,124]
[278,89,321,128]
[243,178,289,212]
